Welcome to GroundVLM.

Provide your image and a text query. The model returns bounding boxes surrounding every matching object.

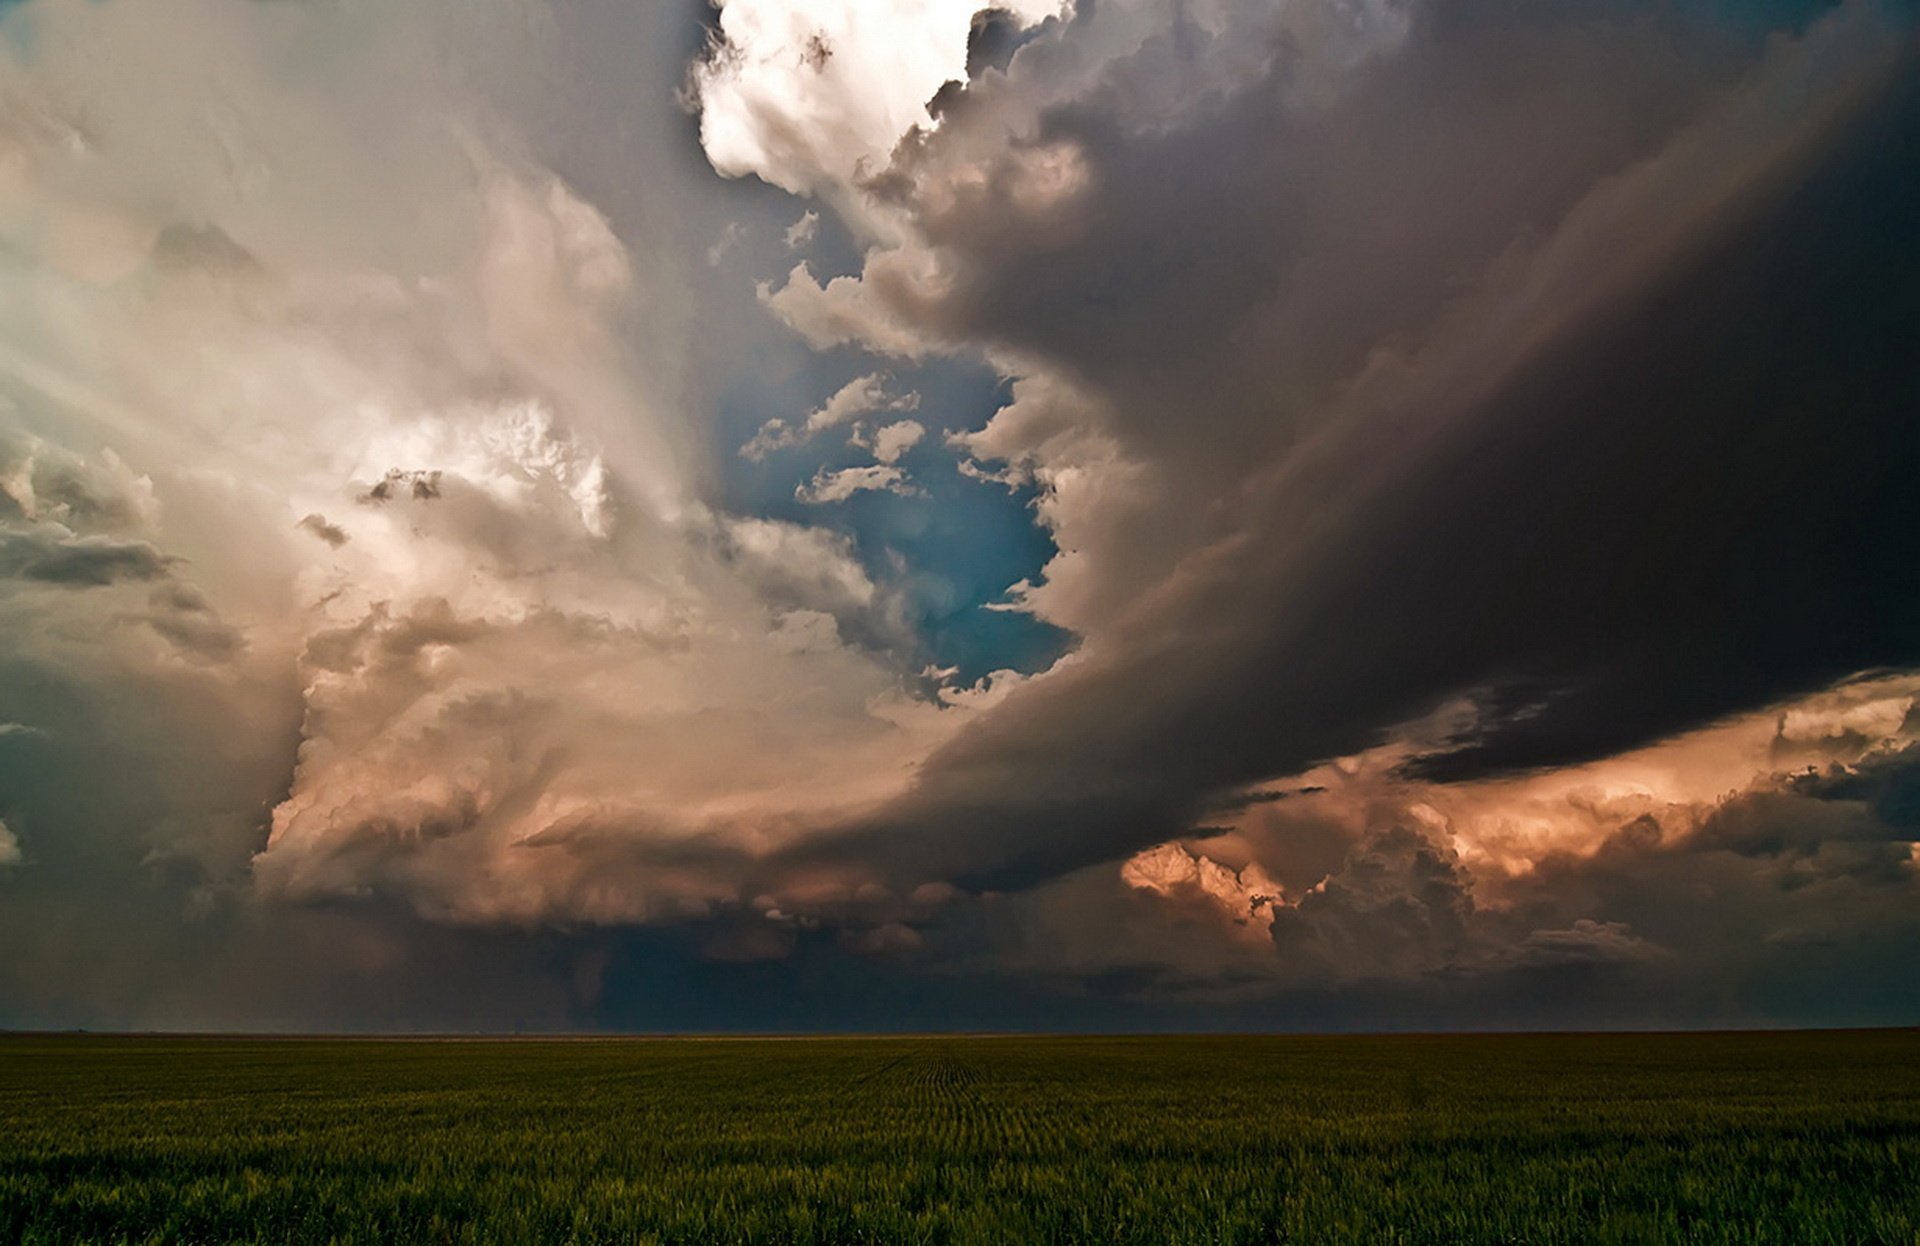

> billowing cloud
[690,0,1070,195]
[1119,841,1279,942]
[1,0,1917,1032]
[1105,675,1920,995]
[0,428,156,530]
[687,0,1920,1018]
[0,0,999,948]
[735,0,1920,895]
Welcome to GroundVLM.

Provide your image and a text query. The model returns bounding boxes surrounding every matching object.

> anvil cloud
[0,0,1915,1031]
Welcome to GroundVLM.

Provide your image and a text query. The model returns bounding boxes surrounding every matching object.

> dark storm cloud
[297,513,350,548]
[790,0,1920,901]
[1501,921,1666,970]
[143,584,247,664]
[1479,765,1920,1019]
[1268,827,1474,979]
[965,7,1052,79]
[5,0,1918,1037]
[0,526,173,586]
[1785,741,1920,833]
[0,521,243,660]
[969,722,1918,1017]
[360,469,444,503]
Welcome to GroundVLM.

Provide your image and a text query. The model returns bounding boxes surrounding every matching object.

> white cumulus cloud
[740,372,919,460]
[796,464,917,504]
[690,0,1069,195]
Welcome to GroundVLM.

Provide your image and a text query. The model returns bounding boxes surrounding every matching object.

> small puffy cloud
[809,374,918,432]
[297,514,349,548]
[758,261,945,359]
[784,210,819,249]
[866,419,925,465]
[706,220,747,267]
[796,464,917,504]
[741,372,919,459]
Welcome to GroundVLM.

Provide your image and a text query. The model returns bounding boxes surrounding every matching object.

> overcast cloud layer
[0,0,1916,1031]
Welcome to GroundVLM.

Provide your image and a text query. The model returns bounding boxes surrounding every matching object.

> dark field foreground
[2,1032,1918,1244]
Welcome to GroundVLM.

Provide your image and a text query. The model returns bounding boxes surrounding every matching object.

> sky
[0,0,1916,1032]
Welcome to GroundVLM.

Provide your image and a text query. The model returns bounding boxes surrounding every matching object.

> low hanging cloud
[0,526,173,587]
[1104,674,1920,993]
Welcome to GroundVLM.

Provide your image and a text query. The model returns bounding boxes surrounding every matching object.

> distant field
[2,1031,1918,1244]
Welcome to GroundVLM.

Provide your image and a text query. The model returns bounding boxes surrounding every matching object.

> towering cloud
[0,0,1915,1030]
[0,0,1001,1016]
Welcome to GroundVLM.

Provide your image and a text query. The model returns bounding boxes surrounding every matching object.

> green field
[2,1031,1918,1244]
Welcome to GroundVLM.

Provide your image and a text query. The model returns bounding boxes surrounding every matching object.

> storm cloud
[771,0,1920,893]
[0,0,1915,1031]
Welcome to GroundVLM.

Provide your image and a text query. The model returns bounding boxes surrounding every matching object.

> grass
[1,1030,1917,1244]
